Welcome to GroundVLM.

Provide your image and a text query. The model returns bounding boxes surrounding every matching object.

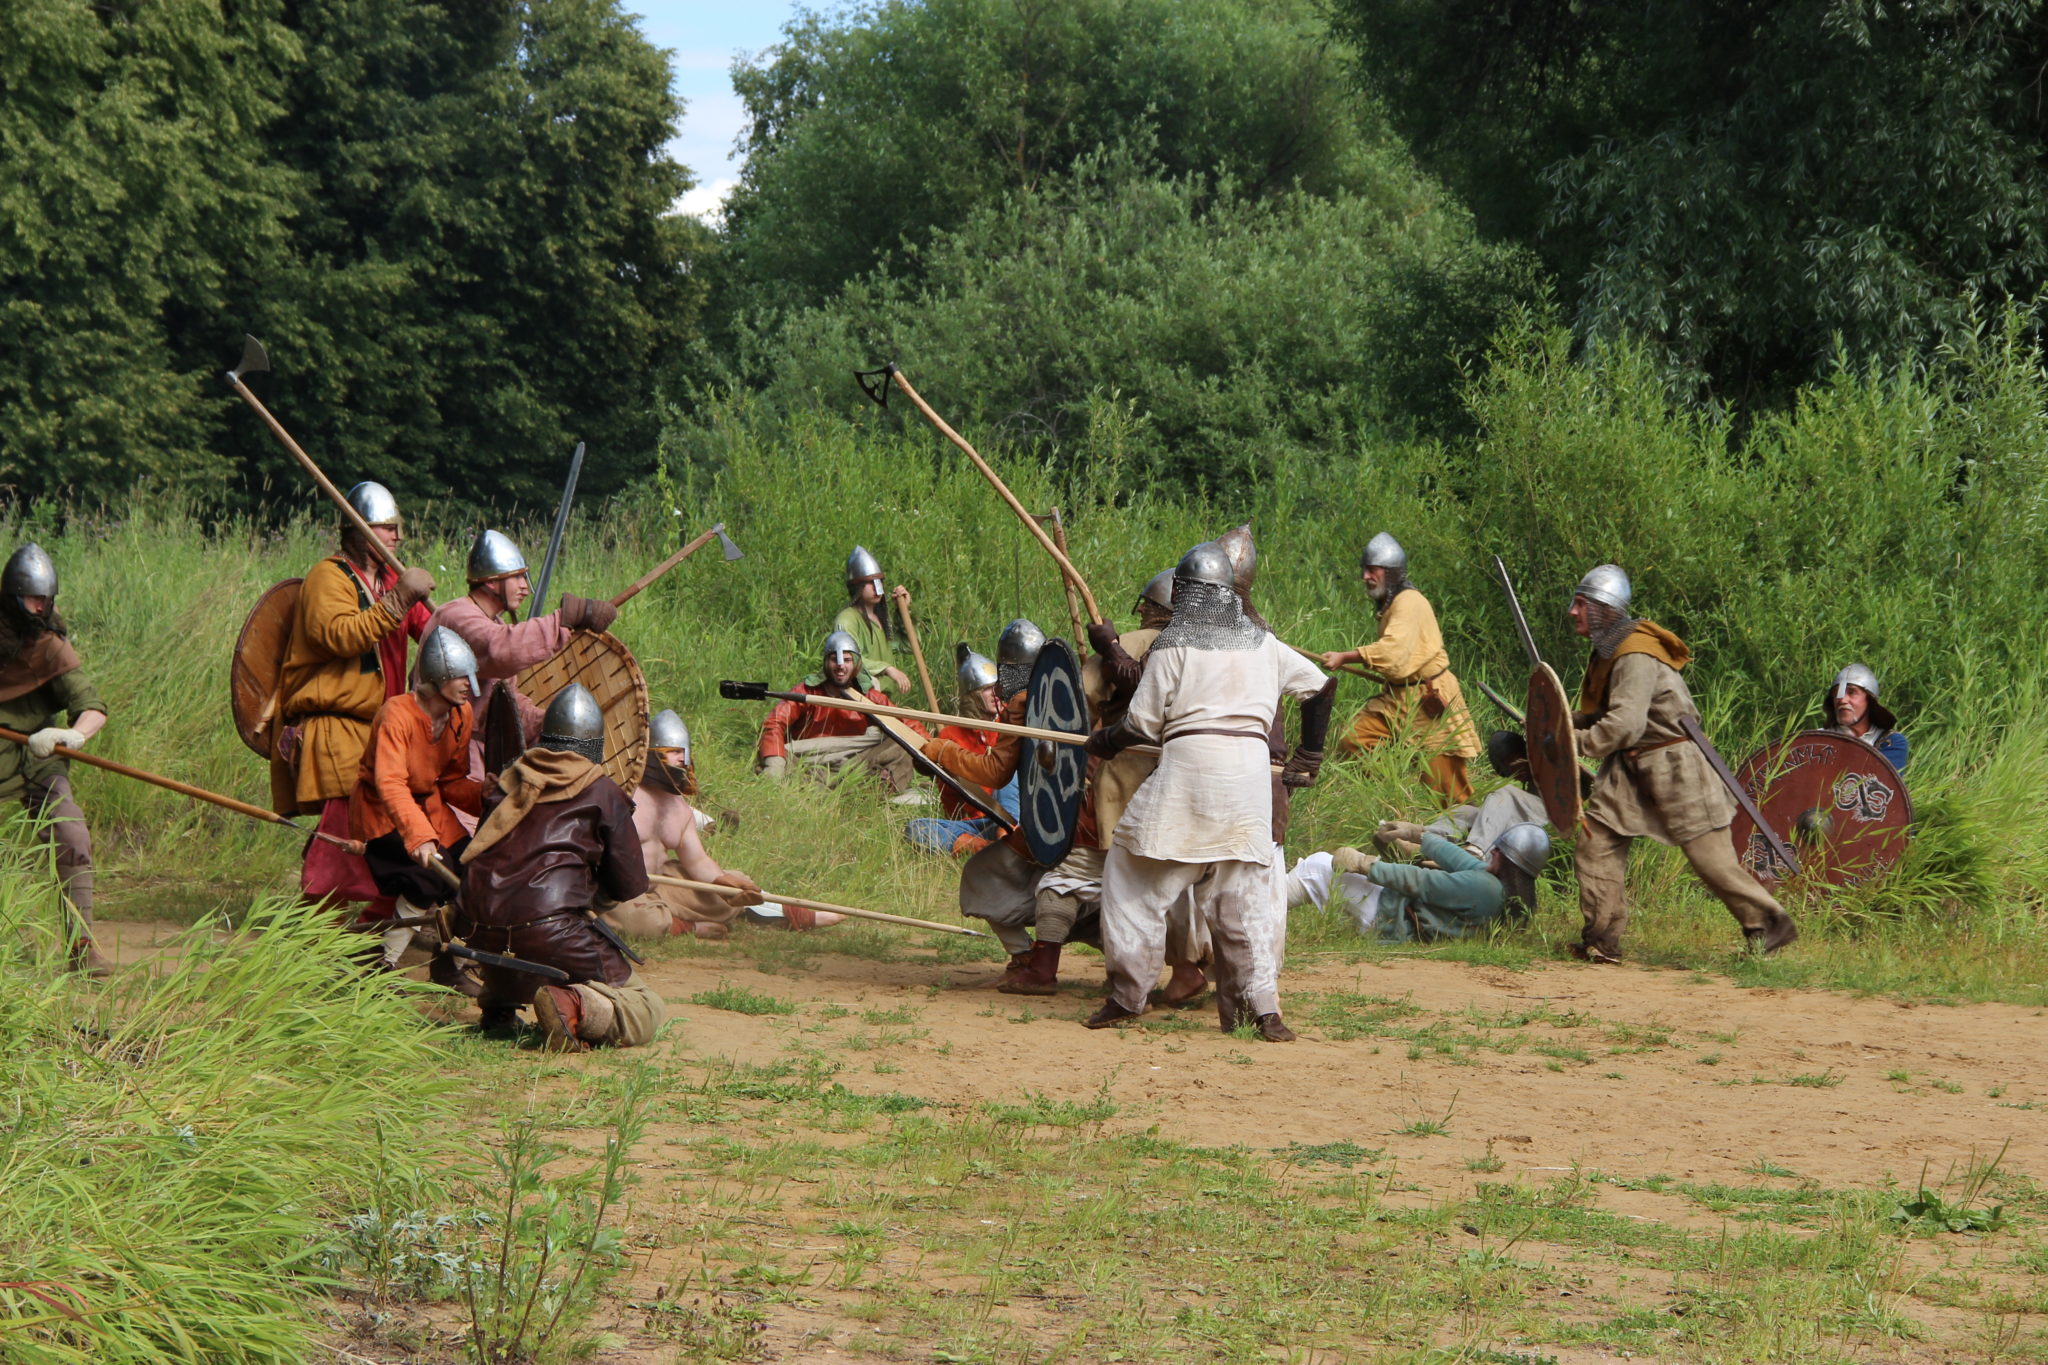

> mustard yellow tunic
[269,558,412,814]
[1351,588,1479,759]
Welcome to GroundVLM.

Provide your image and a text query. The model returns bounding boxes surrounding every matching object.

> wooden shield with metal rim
[515,631,649,796]
[1524,662,1582,835]
[1728,730,1912,889]
[229,578,303,758]
[1021,638,1088,867]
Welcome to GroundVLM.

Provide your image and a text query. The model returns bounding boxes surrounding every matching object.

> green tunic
[832,605,906,699]
[0,668,105,802]
[1367,832,1504,942]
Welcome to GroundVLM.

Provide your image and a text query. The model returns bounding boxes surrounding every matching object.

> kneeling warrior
[349,628,487,986]
[904,644,1020,857]
[0,544,110,974]
[460,684,661,1051]
[1568,564,1797,960]
[1087,541,1335,1040]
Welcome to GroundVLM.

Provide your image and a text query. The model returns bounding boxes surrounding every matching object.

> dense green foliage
[1,0,697,509]
[1328,0,2048,401]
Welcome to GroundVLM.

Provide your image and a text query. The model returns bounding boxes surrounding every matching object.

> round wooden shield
[1728,730,1911,889]
[229,578,303,758]
[1020,638,1088,867]
[514,630,649,796]
[1523,662,1581,835]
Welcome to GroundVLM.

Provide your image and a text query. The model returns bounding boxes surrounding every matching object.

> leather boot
[1745,913,1799,956]
[1255,1013,1297,1043]
[1083,998,1144,1030]
[533,984,590,1053]
[69,936,112,979]
[997,940,1060,995]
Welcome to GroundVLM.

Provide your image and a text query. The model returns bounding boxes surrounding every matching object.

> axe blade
[713,522,743,560]
[853,363,897,409]
[232,334,270,381]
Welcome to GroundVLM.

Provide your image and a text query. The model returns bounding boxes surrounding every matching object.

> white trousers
[1285,850,1382,933]
[1102,848,1285,1026]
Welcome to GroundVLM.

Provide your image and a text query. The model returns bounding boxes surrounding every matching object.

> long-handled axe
[610,516,742,608]
[890,584,942,713]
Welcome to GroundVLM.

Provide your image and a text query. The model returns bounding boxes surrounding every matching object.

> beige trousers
[1102,849,1282,1029]
[1576,817,1785,956]
[575,972,665,1048]
[786,733,917,794]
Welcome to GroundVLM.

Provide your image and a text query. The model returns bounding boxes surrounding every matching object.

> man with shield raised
[834,546,914,699]
[1567,564,1797,961]
[1322,533,1479,805]
[271,482,435,923]
[757,630,923,795]
[1088,542,1335,1040]
[419,529,618,765]
[0,544,111,974]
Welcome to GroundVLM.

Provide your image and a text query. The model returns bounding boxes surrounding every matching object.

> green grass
[686,979,801,1016]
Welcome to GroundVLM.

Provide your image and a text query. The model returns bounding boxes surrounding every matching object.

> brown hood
[463,746,603,859]
[1577,619,1690,713]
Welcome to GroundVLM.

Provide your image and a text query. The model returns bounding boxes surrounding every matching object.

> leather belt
[474,907,588,934]
[1163,728,1269,742]
[1381,667,1449,689]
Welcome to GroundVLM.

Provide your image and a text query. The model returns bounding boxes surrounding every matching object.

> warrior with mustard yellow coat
[1321,533,1480,806]
[0,544,111,975]
[1566,564,1798,962]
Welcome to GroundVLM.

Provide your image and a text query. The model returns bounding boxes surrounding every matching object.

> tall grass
[0,843,454,1363]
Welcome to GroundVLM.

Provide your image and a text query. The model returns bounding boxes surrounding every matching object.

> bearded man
[1322,533,1479,805]
[460,684,660,1051]
[1568,564,1798,961]
[271,482,435,922]
[904,646,1020,857]
[833,546,914,699]
[1088,541,1334,1040]
[757,630,923,795]
[1821,663,1909,774]
[0,544,111,974]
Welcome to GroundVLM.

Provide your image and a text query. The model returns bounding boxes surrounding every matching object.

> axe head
[713,522,743,560]
[232,334,270,380]
[853,362,897,409]
[720,680,770,701]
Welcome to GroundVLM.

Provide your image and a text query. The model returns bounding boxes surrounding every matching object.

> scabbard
[587,912,645,965]
[442,942,571,981]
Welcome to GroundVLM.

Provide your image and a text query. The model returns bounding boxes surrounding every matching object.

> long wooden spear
[890,585,942,713]
[649,873,987,939]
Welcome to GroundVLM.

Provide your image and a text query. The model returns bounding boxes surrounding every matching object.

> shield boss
[1728,730,1912,889]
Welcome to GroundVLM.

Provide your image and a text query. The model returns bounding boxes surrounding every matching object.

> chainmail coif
[1153,580,1266,652]
[538,733,605,764]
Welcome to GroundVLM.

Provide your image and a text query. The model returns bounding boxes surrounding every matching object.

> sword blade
[443,942,571,982]
[528,440,585,619]
[1677,714,1800,877]
[1493,555,1543,670]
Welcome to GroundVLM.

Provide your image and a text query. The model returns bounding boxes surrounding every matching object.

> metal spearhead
[853,362,898,408]
[713,522,743,560]
[229,334,270,383]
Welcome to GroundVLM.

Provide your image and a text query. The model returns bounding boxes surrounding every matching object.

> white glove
[760,755,788,780]
[411,840,441,869]
[26,727,85,760]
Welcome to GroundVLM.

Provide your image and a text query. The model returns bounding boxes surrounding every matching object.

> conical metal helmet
[1494,822,1552,876]
[996,618,1045,696]
[2,543,57,598]
[1572,563,1632,613]
[538,683,605,762]
[845,545,882,584]
[1138,569,1175,612]
[1216,523,1257,593]
[1174,540,1235,591]
[648,708,690,763]
[823,629,862,669]
[955,641,998,696]
[417,627,480,694]
[344,481,401,528]
[1826,662,1896,732]
[1832,662,1880,702]
[466,529,527,583]
[1361,532,1407,572]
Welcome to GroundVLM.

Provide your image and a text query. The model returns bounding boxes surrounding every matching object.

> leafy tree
[715,0,1390,321]
[1329,0,2048,401]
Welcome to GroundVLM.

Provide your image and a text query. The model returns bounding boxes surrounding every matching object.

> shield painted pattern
[515,630,649,796]
[1524,662,1582,836]
[1020,638,1088,867]
[229,578,303,758]
[1729,730,1912,889]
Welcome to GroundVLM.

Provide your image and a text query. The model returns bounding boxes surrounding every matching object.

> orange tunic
[349,694,483,851]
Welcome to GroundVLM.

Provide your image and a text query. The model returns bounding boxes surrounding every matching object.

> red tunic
[757,682,896,760]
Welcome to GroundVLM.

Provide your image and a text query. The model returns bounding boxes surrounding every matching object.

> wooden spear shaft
[648,874,987,939]
[224,373,407,578]
[1044,507,1090,656]
[890,585,941,713]
[0,726,363,853]
[884,368,1104,623]
[612,525,721,608]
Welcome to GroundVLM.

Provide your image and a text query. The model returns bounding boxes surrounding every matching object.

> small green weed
[689,980,799,1016]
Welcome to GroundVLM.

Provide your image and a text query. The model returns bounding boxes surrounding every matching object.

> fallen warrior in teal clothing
[1340,825,1551,942]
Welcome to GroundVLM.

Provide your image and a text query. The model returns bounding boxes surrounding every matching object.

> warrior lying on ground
[460,684,661,1051]
[418,529,618,770]
[834,545,913,699]
[1375,730,1551,860]
[757,631,926,796]
[1316,824,1551,942]
[1322,533,1480,805]
[1086,540,1334,1041]
[348,628,486,990]
[1566,564,1798,962]
[904,644,1019,857]
[608,708,839,938]
[0,544,110,975]
[1822,663,1909,774]
[271,481,434,924]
